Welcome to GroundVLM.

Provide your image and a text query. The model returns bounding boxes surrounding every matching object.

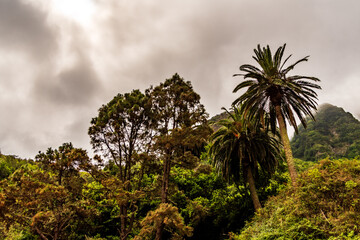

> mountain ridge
[291,103,360,161]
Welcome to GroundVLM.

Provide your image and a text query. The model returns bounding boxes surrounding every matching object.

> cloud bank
[0,0,359,158]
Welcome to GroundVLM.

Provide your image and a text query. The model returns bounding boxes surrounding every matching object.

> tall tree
[209,107,281,211]
[233,44,321,187]
[148,73,211,239]
[88,89,153,240]
[148,73,211,204]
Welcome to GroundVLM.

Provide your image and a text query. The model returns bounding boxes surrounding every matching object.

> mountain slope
[291,103,360,161]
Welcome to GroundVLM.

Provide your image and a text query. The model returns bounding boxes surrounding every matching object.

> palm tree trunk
[246,166,261,211]
[275,105,298,187]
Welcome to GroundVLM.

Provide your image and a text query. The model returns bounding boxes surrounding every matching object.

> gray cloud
[0,0,57,61]
[26,22,104,157]
[0,0,103,157]
[34,55,101,106]
[1,0,360,158]
[93,0,351,115]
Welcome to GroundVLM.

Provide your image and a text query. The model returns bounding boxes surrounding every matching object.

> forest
[1,44,360,240]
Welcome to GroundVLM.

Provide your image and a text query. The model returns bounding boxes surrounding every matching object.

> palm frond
[233,44,321,131]
[208,105,282,184]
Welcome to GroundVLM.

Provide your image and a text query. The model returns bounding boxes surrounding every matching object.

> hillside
[209,110,230,131]
[291,104,360,161]
[232,158,360,239]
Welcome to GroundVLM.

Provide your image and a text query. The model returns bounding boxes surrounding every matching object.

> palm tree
[209,107,281,211]
[233,44,321,187]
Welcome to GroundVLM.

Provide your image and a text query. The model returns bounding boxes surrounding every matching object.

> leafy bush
[168,161,290,240]
[232,158,360,239]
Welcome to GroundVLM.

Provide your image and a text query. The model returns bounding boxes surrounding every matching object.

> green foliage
[148,73,209,133]
[149,73,212,205]
[0,224,36,240]
[209,106,281,184]
[35,143,91,197]
[88,89,152,164]
[294,158,315,173]
[170,165,252,239]
[0,163,95,240]
[0,154,29,180]
[232,158,360,239]
[81,179,124,239]
[168,163,289,240]
[232,43,321,187]
[88,89,156,239]
[232,44,321,134]
[291,104,360,161]
[148,73,211,170]
[208,106,282,210]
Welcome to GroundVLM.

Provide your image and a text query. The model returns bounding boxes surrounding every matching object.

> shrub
[232,158,360,239]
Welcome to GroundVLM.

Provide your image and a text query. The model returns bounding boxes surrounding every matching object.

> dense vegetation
[0,73,288,240]
[0,151,289,240]
[7,44,360,240]
[291,104,360,161]
[232,158,360,239]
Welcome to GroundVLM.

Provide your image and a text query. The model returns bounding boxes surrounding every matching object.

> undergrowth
[231,158,360,240]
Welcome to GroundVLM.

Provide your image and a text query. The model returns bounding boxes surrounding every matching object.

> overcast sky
[1,0,360,158]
